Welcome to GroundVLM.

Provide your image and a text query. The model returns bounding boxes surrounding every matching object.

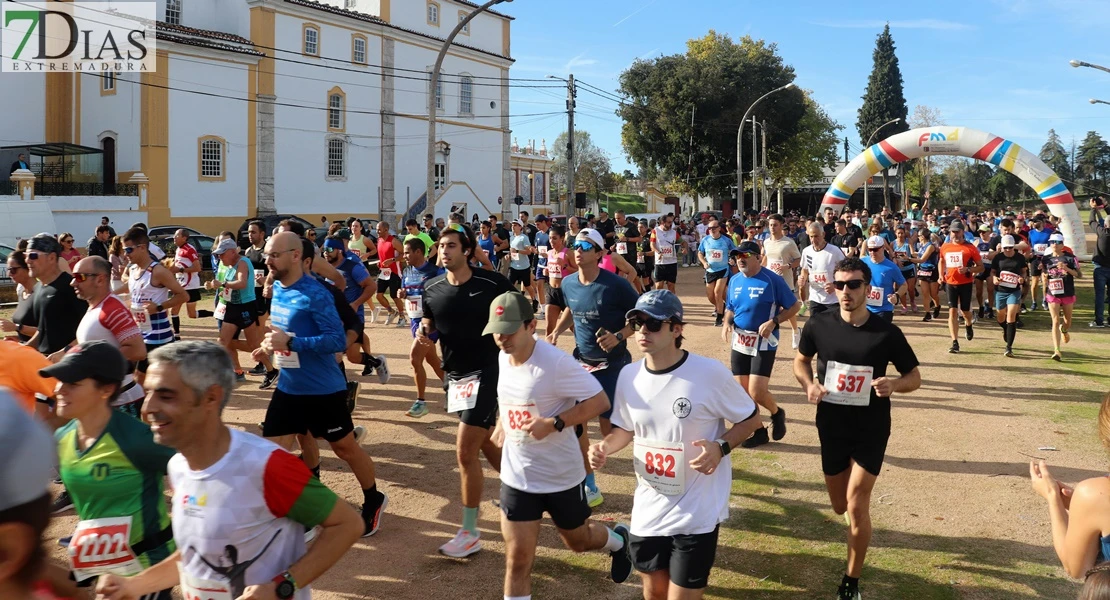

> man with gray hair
[97,341,362,600]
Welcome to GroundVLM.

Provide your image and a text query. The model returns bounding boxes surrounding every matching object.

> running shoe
[791,329,801,349]
[51,491,74,514]
[1029,302,1038,312]
[740,427,770,448]
[1062,326,1071,344]
[933,306,940,319]
[837,583,862,600]
[1052,352,1062,362]
[234,371,246,384]
[353,425,366,445]
[395,316,408,328]
[406,400,428,418]
[971,313,978,325]
[1090,321,1107,328]
[259,369,280,390]
[346,381,360,414]
[1020,304,1028,314]
[714,313,724,327]
[586,487,604,508]
[922,312,932,323]
[371,307,384,324]
[57,536,71,548]
[361,353,377,377]
[249,362,267,375]
[361,492,388,537]
[949,340,960,354]
[977,306,985,319]
[1004,347,1014,358]
[900,306,907,315]
[610,524,634,584]
[910,302,917,313]
[532,299,540,313]
[439,528,481,557]
[1042,300,1050,311]
[965,325,974,341]
[375,355,391,385]
[1016,318,1025,328]
[385,311,398,326]
[771,407,787,441]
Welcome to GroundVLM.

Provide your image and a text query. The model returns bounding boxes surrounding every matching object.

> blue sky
[505,0,1110,177]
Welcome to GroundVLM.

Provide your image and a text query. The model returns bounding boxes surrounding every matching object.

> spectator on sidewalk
[1091,214,1110,328]
[86,225,111,260]
[9,153,29,174]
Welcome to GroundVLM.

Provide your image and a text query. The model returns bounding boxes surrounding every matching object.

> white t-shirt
[499,339,603,494]
[170,428,337,600]
[695,223,708,242]
[653,227,678,265]
[801,243,846,305]
[610,352,757,537]
[763,236,802,291]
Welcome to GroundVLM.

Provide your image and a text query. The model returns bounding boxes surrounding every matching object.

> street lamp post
[736,83,794,217]
[862,117,901,212]
[1071,59,1110,75]
[1091,98,1110,107]
[426,0,513,219]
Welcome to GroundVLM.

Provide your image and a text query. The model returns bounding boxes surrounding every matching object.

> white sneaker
[371,308,383,324]
[385,312,398,326]
[375,355,391,385]
[438,528,481,558]
[586,487,604,508]
[353,426,366,444]
[395,316,408,328]
[791,330,801,350]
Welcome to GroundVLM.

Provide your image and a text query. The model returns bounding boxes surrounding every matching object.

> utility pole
[761,119,768,211]
[844,136,849,163]
[685,104,696,184]
[566,74,576,216]
[751,116,759,212]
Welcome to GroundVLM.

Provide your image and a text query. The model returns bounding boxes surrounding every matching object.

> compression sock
[584,472,598,493]
[171,316,180,334]
[197,309,214,318]
[462,506,479,535]
[1006,322,1017,346]
[602,527,624,552]
[310,465,321,479]
[361,352,382,368]
[363,484,382,506]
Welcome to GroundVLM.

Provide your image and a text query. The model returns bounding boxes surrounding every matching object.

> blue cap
[323,238,344,251]
[735,241,761,255]
[626,289,684,323]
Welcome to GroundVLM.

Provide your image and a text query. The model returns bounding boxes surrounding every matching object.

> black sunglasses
[628,316,672,333]
[833,279,867,290]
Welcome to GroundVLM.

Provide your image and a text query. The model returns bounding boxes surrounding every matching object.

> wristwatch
[715,438,731,456]
[614,331,624,342]
[155,303,164,312]
[272,570,297,599]
[553,416,566,432]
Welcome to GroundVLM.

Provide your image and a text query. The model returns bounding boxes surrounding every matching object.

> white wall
[166,54,252,218]
[393,116,503,218]
[391,0,506,58]
[271,13,383,216]
[158,0,251,39]
[79,72,143,173]
[0,200,58,247]
[0,73,45,146]
[44,196,146,247]
[391,41,503,123]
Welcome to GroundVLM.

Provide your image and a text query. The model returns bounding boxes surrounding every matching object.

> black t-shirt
[422,267,514,374]
[596,218,617,249]
[830,233,860,256]
[12,292,34,342]
[86,238,109,260]
[32,274,85,354]
[493,226,510,256]
[990,253,1028,291]
[244,245,268,293]
[637,238,654,267]
[988,233,1027,253]
[1041,253,1079,297]
[616,222,639,263]
[797,310,919,423]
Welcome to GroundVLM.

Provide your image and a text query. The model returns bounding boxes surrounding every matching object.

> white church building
[0,0,515,236]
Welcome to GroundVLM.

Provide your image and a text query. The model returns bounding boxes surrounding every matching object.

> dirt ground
[44,265,1109,599]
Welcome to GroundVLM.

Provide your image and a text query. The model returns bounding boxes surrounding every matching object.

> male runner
[697,220,736,327]
[548,228,640,507]
[939,221,982,353]
[399,238,444,417]
[508,220,537,308]
[120,228,187,361]
[1026,216,1053,311]
[168,230,202,340]
[590,290,762,599]
[487,292,633,598]
[652,214,680,292]
[990,235,1027,357]
[762,214,803,346]
[243,220,271,373]
[860,237,906,324]
[25,234,85,355]
[793,257,921,600]
[323,234,387,402]
[421,225,514,557]
[830,220,862,259]
[257,232,388,537]
[206,239,279,388]
[798,223,846,316]
[70,256,147,417]
[96,341,362,600]
[722,241,800,448]
[974,224,995,319]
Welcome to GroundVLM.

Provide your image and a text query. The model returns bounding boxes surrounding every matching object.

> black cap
[39,341,127,384]
[734,241,762,255]
[534,214,548,222]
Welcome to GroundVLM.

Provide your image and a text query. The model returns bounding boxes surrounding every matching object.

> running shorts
[447,368,499,429]
[995,289,1021,308]
[900,269,916,281]
[186,289,202,303]
[636,262,654,280]
[808,301,836,316]
[378,274,401,298]
[500,480,591,531]
[873,311,894,324]
[654,263,678,283]
[915,266,939,283]
[546,285,566,310]
[509,267,533,287]
[1046,294,1076,305]
[262,389,354,442]
[947,282,973,311]
[730,348,776,378]
[629,525,719,589]
[704,269,728,284]
[222,301,259,332]
[815,406,891,476]
[255,292,270,315]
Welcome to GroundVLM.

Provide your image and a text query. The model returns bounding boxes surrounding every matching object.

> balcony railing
[0,181,12,195]
[2,181,139,197]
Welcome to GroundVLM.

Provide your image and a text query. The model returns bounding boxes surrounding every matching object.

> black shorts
[222,302,259,332]
[186,289,202,303]
[378,274,401,298]
[816,406,891,476]
[900,269,916,282]
[500,481,591,531]
[916,267,939,283]
[808,301,836,315]
[629,526,719,589]
[255,292,270,315]
[947,282,973,311]
[873,311,894,323]
[449,369,499,429]
[1030,260,1044,277]
[704,269,728,284]
[730,348,776,378]
[262,389,354,442]
[509,267,533,286]
[654,263,678,283]
[546,285,566,309]
[636,261,654,280]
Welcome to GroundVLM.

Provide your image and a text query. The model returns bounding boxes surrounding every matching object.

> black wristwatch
[272,570,297,599]
[155,303,164,312]
[614,331,624,342]
[553,416,566,432]
[715,438,731,456]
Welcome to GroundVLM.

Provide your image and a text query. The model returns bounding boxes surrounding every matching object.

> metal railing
[33,182,139,196]
[0,181,13,195]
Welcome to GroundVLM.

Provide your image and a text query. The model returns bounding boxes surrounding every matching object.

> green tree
[549,130,611,201]
[766,92,842,188]
[856,24,909,209]
[985,168,1026,204]
[1039,129,1073,191]
[617,31,808,204]
[1075,131,1110,194]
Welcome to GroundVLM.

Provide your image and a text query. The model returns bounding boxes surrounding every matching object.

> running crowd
[1,196,1107,600]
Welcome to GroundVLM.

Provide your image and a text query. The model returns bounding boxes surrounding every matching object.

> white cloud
[563,52,598,71]
[808,19,974,31]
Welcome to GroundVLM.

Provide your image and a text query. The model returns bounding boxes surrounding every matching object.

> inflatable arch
[820,127,1090,258]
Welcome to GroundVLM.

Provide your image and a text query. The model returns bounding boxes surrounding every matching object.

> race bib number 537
[821,361,874,407]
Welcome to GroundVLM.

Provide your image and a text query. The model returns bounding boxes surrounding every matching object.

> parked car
[0,243,16,283]
[150,234,216,271]
[236,215,315,249]
[691,210,723,224]
[148,225,206,239]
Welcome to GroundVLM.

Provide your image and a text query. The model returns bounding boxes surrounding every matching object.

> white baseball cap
[866,235,885,249]
[1049,233,1065,243]
[575,228,606,250]
[1000,235,1016,248]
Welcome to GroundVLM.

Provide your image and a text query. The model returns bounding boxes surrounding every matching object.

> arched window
[198,136,226,181]
[303,24,320,56]
[327,87,346,132]
[427,1,440,24]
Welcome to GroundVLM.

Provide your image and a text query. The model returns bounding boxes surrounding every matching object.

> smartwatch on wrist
[553,416,566,433]
[715,438,731,456]
[614,331,624,342]
[272,570,297,600]
[156,303,164,312]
